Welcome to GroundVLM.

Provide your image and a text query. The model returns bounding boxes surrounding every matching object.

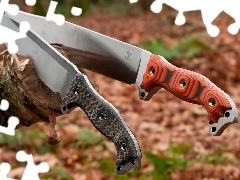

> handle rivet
[149,67,155,76]
[121,143,127,151]
[131,158,135,164]
[208,98,216,107]
[74,88,80,95]
[179,79,187,88]
[98,113,105,120]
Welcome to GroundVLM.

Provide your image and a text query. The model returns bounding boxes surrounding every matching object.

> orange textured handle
[140,55,231,124]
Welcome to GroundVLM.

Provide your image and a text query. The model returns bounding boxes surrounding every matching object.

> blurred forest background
[1,0,240,179]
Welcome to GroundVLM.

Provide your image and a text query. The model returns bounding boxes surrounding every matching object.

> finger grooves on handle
[140,55,231,123]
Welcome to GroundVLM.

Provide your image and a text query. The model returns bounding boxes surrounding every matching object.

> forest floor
[1,4,240,180]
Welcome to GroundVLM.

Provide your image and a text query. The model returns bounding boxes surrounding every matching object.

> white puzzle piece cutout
[129,0,138,3]
[0,0,19,22]
[0,116,19,136]
[132,0,240,37]
[46,1,65,26]
[0,0,30,53]
[71,7,82,16]
[0,21,30,54]
[16,151,50,180]
[0,99,9,111]
[0,100,19,136]
[0,163,16,180]
[25,0,36,6]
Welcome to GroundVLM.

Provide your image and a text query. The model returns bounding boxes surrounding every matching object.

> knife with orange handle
[138,55,238,135]
[3,11,238,138]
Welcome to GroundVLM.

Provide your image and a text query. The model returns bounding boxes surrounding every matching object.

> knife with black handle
[2,13,141,175]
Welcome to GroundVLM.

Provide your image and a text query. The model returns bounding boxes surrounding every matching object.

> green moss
[43,165,72,180]
[202,146,237,165]
[144,151,191,180]
[143,35,211,61]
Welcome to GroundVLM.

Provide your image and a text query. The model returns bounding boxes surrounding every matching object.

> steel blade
[6,11,151,84]
[2,13,78,97]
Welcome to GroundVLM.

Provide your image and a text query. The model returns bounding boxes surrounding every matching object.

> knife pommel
[138,55,238,135]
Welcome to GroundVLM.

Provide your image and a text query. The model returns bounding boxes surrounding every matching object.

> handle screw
[209,98,216,107]
[149,67,155,76]
[121,143,127,151]
[179,79,187,88]
[98,113,105,120]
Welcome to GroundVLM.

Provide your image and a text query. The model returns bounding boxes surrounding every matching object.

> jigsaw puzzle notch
[71,6,82,16]
[0,99,9,111]
[25,0,36,6]
[0,20,30,54]
[0,116,19,136]
[0,0,31,54]
[16,151,50,180]
[150,0,240,37]
[129,0,138,3]
[0,0,19,23]
[46,0,65,26]
[0,99,19,136]
[0,162,16,180]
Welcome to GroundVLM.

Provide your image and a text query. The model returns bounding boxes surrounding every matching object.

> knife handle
[139,55,235,125]
[61,73,141,175]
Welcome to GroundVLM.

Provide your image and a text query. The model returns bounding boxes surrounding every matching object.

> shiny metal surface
[2,13,78,96]
[7,11,151,84]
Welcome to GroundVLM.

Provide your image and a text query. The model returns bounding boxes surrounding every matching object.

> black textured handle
[61,73,141,175]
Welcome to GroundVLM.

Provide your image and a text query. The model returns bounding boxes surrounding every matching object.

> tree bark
[0,51,62,127]
[0,45,98,128]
